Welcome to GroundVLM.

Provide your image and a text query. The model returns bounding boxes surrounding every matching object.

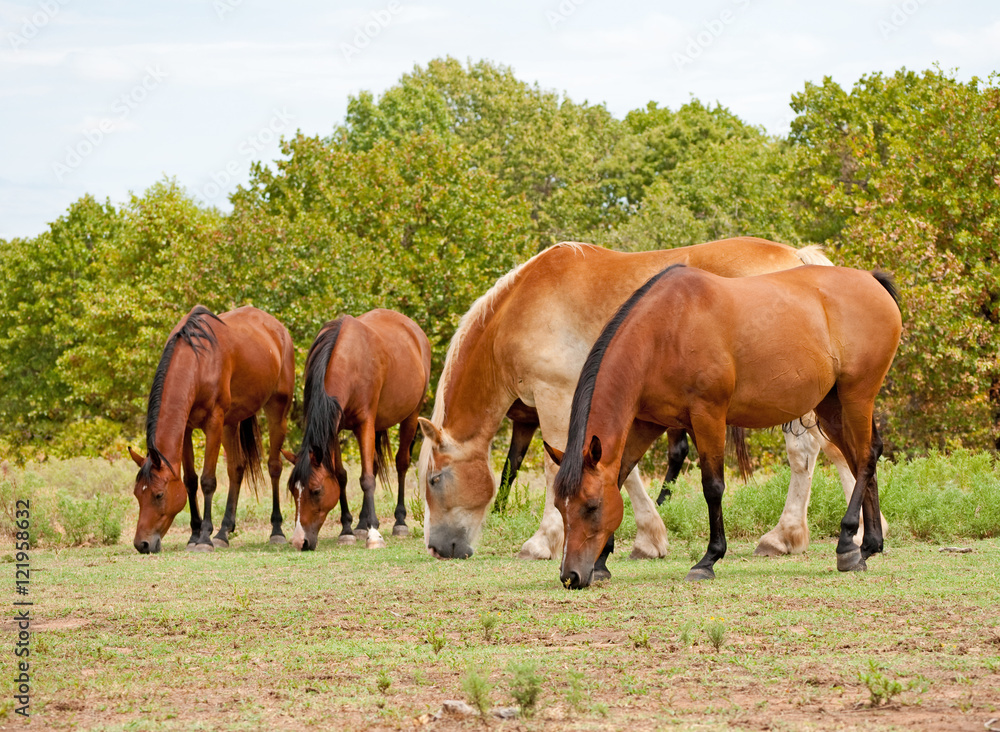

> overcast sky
[2,0,998,240]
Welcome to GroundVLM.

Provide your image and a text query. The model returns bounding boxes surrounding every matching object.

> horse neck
[437,329,512,451]
[581,350,647,469]
[150,348,201,465]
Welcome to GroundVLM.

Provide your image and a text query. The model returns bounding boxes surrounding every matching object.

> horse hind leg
[392,412,421,537]
[815,393,880,572]
[214,423,244,549]
[819,434,889,546]
[626,467,668,559]
[656,429,689,505]
[264,396,291,544]
[754,416,821,557]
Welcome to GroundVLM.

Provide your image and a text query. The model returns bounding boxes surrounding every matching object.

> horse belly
[727,365,835,429]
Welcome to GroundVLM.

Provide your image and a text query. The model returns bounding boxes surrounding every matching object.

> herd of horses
[129,237,902,589]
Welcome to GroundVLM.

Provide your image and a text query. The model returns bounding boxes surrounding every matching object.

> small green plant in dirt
[630,629,651,649]
[678,620,695,647]
[565,669,588,713]
[376,670,391,694]
[508,661,542,717]
[704,618,726,652]
[479,611,499,642]
[424,626,447,655]
[858,660,927,707]
[233,585,252,611]
[462,665,492,717]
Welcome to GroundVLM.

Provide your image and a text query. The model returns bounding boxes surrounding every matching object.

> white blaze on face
[291,482,305,549]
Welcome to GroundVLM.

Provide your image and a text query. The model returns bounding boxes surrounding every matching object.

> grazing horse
[130,306,295,553]
[418,238,877,564]
[284,310,431,551]
[549,264,902,589]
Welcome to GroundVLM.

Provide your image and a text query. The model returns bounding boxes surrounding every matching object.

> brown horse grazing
[418,238,872,565]
[548,264,902,589]
[284,309,431,551]
[130,305,295,553]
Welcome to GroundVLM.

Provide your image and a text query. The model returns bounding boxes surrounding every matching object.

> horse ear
[584,435,603,467]
[281,449,297,465]
[128,446,145,469]
[543,442,564,466]
[418,417,443,448]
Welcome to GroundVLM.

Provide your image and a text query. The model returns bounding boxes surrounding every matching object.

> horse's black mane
[289,318,345,490]
[556,264,686,500]
[141,306,223,479]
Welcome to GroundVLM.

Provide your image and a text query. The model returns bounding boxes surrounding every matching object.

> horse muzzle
[134,534,162,554]
[560,560,594,590]
[426,525,474,559]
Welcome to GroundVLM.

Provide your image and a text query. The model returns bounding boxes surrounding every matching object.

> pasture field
[2,455,999,731]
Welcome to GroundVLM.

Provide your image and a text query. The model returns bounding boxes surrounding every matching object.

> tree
[790,68,1000,450]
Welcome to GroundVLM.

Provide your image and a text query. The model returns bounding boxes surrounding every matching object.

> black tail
[374,430,392,489]
[727,426,753,482]
[238,415,265,497]
[872,271,900,307]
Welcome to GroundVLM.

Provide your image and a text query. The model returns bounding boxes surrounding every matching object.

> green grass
[3,450,1000,730]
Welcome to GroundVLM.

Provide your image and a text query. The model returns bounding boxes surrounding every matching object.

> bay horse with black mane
[130,305,295,553]
[548,264,902,589]
[283,309,431,551]
[418,238,884,567]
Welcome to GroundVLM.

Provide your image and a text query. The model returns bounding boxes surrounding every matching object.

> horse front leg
[355,424,385,549]
[755,417,820,556]
[182,428,201,549]
[265,397,291,544]
[686,416,728,582]
[194,411,225,551]
[333,440,354,545]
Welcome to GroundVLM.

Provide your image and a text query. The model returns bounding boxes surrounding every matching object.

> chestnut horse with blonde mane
[550,264,901,588]
[418,238,884,565]
[284,310,431,551]
[130,305,294,553]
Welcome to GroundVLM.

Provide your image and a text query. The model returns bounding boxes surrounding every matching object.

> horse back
[216,306,294,417]
[338,310,431,430]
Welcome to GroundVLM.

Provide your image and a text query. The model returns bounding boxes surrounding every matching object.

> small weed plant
[462,665,492,717]
[508,661,542,717]
[424,626,446,655]
[705,618,726,652]
[479,612,499,642]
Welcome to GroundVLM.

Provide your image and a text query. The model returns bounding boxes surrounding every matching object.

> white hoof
[366,528,387,549]
[517,534,554,560]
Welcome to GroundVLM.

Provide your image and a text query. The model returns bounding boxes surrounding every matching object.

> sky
[2,0,998,240]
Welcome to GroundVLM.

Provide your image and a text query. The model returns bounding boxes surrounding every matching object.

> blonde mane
[796,244,834,267]
[432,242,589,422]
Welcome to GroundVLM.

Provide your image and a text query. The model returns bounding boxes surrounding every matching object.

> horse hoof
[338,533,356,545]
[186,542,198,552]
[353,528,369,541]
[193,543,214,553]
[392,524,409,537]
[592,567,612,582]
[269,535,287,545]
[685,567,715,582]
[837,546,863,572]
[366,528,386,549]
[753,543,784,557]
[211,538,229,549]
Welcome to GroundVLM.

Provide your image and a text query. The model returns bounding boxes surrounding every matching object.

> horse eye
[429,473,442,488]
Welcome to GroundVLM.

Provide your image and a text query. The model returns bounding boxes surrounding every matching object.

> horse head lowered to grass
[547,264,901,588]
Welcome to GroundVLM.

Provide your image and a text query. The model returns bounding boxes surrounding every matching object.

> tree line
[1,59,997,460]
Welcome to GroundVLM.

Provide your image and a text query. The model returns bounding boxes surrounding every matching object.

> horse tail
[795,245,834,267]
[872,271,901,308]
[726,426,753,482]
[374,430,392,489]
[238,415,265,498]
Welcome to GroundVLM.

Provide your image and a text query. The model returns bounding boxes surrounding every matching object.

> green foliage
[424,626,446,655]
[790,68,1000,451]
[0,459,130,546]
[479,611,499,642]
[704,619,726,653]
[339,56,623,246]
[507,661,542,717]
[462,664,492,717]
